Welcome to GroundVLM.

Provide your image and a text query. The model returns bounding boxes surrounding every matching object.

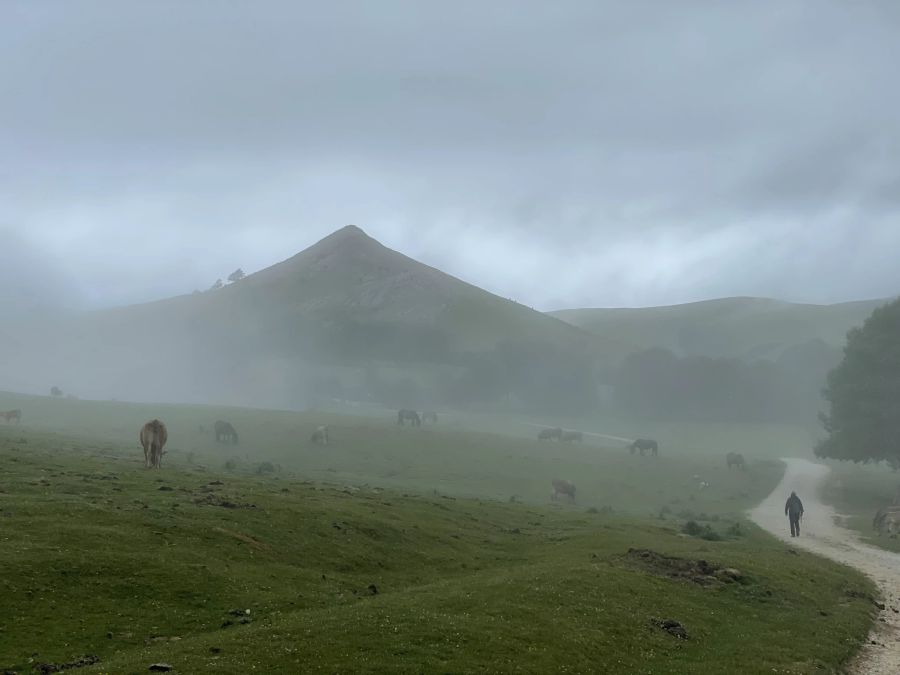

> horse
[630,438,658,456]
[561,430,583,443]
[0,409,21,424]
[311,425,329,445]
[397,409,421,427]
[726,452,746,470]
[422,411,438,425]
[140,419,168,469]
[551,478,576,503]
[214,420,239,444]
[538,427,563,441]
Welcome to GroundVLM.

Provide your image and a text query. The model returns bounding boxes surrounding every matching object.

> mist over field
[2,2,900,673]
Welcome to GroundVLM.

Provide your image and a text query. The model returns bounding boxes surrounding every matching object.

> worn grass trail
[0,423,876,674]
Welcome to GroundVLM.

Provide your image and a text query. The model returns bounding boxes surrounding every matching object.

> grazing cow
[551,478,576,503]
[311,425,329,445]
[1,409,21,424]
[422,411,438,425]
[561,430,583,443]
[630,438,658,456]
[874,506,900,537]
[726,452,746,470]
[538,427,563,441]
[397,409,421,427]
[214,420,239,445]
[140,419,168,469]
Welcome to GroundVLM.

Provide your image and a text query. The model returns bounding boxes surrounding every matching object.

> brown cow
[1,409,21,424]
[551,478,576,503]
[140,419,168,469]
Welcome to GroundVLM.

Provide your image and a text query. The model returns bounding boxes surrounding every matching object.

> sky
[1,1,899,312]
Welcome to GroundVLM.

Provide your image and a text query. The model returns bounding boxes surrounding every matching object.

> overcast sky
[2,1,899,311]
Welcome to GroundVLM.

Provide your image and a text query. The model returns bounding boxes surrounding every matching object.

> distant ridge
[550,296,890,361]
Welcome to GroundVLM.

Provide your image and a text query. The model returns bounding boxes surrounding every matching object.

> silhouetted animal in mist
[538,427,563,441]
[140,419,168,469]
[311,425,329,445]
[1,409,21,424]
[726,452,746,470]
[551,478,576,503]
[422,411,438,424]
[630,438,658,456]
[397,409,421,427]
[214,420,239,444]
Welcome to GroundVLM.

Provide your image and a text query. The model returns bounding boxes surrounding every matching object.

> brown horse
[551,478,576,503]
[397,409,421,427]
[726,452,746,470]
[0,409,21,424]
[140,419,168,469]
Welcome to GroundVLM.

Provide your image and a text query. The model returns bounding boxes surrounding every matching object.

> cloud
[1,1,899,309]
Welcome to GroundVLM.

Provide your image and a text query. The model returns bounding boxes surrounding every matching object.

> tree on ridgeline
[816,298,900,468]
[228,268,246,283]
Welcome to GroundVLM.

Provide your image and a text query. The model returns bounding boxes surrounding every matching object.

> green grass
[0,426,876,674]
[822,460,900,553]
[0,393,800,519]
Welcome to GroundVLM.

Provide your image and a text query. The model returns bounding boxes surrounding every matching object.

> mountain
[1,226,620,409]
[550,296,888,362]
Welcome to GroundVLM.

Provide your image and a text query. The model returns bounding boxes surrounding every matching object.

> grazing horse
[726,452,746,470]
[422,411,438,425]
[214,420,239,445]
[311,425,329,445]
[874,506,900,537]
[0,409,21,424]
[561,430,583,443]
[630,438,658,456]
[397,409,421,427]
[140,419,168,469]
[538,427,563,441]
[551,478,576,503]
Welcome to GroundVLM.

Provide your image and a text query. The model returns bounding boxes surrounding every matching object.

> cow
[538,427,563,441]
[422,411,438,425]
[874,506,900,537]
[551,478,576,503]
[630,438,658,456]
[726,452,746,470]
[561,430,583,443]
[140,419,168,469]
[214,420,239,445]
[0,409,21,424]
[397,409,421,427]
[311,425,329,445]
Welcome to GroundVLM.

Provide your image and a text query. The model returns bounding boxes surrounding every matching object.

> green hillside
[0,226,624,409]
[551,296,887,361]
[0,395,875,674]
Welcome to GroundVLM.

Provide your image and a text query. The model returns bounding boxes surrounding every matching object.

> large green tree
[816,298,900,467]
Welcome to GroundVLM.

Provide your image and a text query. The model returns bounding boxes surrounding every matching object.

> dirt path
[750,458,900,674]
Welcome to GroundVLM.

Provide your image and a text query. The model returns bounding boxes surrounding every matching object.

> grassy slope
[821,461,900,554]
[551,297,884,360]
[0,393,806,518]
[0,425,875,674]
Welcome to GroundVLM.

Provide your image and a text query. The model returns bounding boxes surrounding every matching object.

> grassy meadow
[822,461,900,553]
[0,392,877,673]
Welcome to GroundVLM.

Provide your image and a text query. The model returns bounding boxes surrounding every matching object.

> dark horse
[630,438,658,456]
[214,420,239,444]
[726,452,746,470]
[538,427,563,441]
[397,409,421,427]
[551,478,576,503]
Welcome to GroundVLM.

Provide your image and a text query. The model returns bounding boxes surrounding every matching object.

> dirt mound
[625,548,743,586]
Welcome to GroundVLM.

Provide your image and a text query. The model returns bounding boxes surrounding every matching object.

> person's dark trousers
[789,514,801,537]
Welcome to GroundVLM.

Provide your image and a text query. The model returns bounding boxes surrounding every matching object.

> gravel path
[750,458,900,674]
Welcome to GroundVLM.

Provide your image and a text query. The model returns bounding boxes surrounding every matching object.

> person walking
[785,491,804,537]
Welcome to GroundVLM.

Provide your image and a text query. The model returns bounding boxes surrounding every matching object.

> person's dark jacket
[785,494,804,517]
